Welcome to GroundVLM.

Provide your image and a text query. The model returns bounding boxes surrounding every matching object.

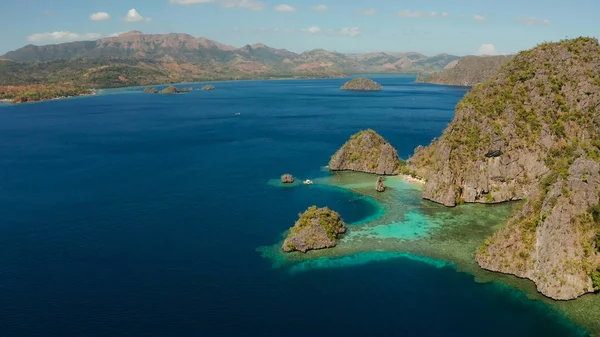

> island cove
[262,38,600,335]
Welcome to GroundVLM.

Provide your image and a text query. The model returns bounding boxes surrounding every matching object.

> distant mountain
[416,55,514,86]
[1,31,460,88]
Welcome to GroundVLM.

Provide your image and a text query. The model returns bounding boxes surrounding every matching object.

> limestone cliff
[282,206,347,253]
[409,37,600,300]
[330,129,400,175]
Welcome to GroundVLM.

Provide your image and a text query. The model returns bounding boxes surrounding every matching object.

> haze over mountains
[0,31,460,88]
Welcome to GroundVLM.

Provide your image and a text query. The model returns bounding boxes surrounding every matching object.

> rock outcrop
[416,55,513,86]
[201,84,215,90]
[282,206,347,253]
[161,85,180,94]
[281,174,294,184]
[340,77,382,91]
[143,86,158,93]
[376,177,385,192]
[408,37,600,300]
[329,129,400,175]
[160,86,192,94]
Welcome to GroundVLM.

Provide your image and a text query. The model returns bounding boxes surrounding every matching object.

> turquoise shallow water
[0,75,589,336]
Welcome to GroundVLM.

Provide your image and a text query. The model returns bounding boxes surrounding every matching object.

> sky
[0,0,598,56]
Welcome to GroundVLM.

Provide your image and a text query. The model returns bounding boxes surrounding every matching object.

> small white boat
[235,112,241,116]
[303,179,313,185]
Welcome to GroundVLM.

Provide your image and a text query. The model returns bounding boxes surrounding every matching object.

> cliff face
[416,55,513,86]
[330,129,400,175]
[282,206,346,253]
[409,37,600,300]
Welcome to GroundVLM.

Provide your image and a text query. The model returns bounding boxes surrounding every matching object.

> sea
[0,75,589,337]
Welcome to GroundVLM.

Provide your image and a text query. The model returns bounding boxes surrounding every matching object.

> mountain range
[0,31,460,88]
[416,54,514,86]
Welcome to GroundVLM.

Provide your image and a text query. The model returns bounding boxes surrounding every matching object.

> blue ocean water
[0,75,586,336]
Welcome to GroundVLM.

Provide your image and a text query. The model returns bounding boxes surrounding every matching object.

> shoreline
[401,173,425,184]
[0,88,97,105]
[265,171,599,335]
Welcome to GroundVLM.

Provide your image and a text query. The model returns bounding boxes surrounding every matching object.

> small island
[160,86,192,94]
[201,84,215,91]
[281,174,294,184]
[329,129,400,175]
[282,206,346,253]
[340,77,382,91]
[143,86,159,94]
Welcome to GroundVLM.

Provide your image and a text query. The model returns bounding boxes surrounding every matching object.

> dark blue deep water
[0,76,586,336]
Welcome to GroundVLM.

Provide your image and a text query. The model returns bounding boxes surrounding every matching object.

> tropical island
[282,206,347,253]
[340,77,383,91]
[408,37,600,300]
[160,86,192,94]
[329,129,400,175]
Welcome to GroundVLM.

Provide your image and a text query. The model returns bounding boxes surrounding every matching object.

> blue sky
[0,0,598,56]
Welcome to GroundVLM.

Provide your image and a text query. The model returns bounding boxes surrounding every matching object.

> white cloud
[339,27,361,37]
[473,14,485,22]
[275,4,296,12]
[109,32,126,37]
[300,26,362,37]
[170,0,214,3]
[310,4,327,11]
[476,44,498,55]
[27,31,101,43]
[90,12,111,21]
[221,0,265,11]
[302,26,322,34]
[124,8,151,22]
[398,10,450,18]
[514,17,550,26]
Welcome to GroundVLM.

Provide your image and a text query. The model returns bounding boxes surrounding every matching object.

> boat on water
[303,179,313,185]
[235,112,241,116]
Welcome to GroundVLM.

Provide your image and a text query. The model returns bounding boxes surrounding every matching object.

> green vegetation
[0,84,92,103]
[289,206,344,241]
[329,129,400,175]
[399,159,419,178]
[340,77,383,91]
[591,269,600,292]
[161,86,180,94]
[142,86,158,94]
